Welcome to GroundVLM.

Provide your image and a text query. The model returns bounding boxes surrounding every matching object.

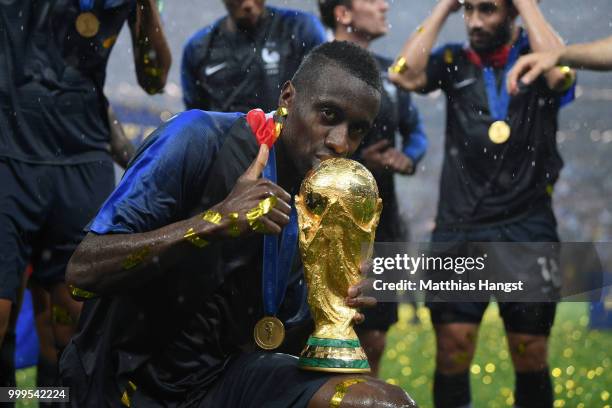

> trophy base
[298,336,371,373]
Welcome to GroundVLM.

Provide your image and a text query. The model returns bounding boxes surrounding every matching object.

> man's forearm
[67,216,225,295]
[560,36,612,70]
[108,107,135,169]
[131,0,172,94]
[513,0,574,89]
[390,0,456,91]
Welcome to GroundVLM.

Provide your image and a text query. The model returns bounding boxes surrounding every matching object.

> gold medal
[75,12,100,38]
[254,316,285,350]
[488,120,511,144]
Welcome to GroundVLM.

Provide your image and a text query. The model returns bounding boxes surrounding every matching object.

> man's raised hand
[383,148,414,175]
[507,49,561,95]
[361,139,391,173]
[212,144,292,237]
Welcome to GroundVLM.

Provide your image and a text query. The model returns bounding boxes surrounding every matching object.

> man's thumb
[244,144,269,180]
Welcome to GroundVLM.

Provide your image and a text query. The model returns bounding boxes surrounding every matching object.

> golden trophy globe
[296,158,382,373]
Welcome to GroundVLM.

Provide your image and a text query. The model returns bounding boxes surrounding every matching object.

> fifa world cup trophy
[296,158,382,372]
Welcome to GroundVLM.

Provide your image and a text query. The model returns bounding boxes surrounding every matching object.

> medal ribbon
[481,33,525,121]
[262,147,298,317]
[246,109,297,319]
[80,0,133,11]
[79,0,95,11]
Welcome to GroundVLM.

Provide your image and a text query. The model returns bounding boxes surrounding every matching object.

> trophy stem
[298,336,371,373]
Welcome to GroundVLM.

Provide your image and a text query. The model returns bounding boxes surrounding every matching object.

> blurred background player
[318,0,428,376]
[0,0,170,390]
[181,0,326,113]
[29,106,134,399]
[390,0,575,406]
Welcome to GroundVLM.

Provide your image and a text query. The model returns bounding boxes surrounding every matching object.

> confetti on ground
[14,303,611,408]
[380,303,612,407]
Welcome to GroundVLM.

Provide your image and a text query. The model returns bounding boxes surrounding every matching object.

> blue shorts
[0,158,114,302]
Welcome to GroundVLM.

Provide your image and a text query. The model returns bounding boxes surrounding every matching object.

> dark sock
[515,368,553,408]
[0,331,16,387]
[433,370,471,408]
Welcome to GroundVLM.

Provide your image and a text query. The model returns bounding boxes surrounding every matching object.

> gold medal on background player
[481,41,523,145]
[254,316,285,350]
[75,11,100,38]
[489,120,511,144]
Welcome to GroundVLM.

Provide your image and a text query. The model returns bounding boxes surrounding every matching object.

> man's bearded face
[463,0,514,53]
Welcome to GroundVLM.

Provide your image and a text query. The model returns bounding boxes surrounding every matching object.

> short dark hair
[318,0,351,30]
[463,0,515,9]
[292,41,382,95]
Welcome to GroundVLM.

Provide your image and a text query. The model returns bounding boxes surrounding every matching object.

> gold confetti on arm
[69,285,98,300]
[558,65,575,92]
[389,56,408,74]
[227,212,241,237]
[246,196,278,233]
[122,246,151,270]
[329,378,366,408]
[202,210,223,224]
[183,210,224,247]
[184,227,209,248]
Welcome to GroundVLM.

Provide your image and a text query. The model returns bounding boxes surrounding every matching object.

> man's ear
[278,80,296,110]
[334,5,352,27]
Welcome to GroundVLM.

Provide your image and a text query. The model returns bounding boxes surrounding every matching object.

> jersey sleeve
[398,91,428,166]
[421,45,454,94]
[88,111,225,234]
[559,79,576,109]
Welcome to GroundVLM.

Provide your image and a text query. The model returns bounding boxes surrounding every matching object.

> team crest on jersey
[262,41,280,76]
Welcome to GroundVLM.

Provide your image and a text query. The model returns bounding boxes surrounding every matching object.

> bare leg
[30,285,59,389]
[308,375,418,408]
[432,323,479,408]
[434,323,479,374]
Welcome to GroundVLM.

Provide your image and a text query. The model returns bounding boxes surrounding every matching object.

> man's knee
[309,376,418,408]
[508,333,549,371]
[434,323,478,373]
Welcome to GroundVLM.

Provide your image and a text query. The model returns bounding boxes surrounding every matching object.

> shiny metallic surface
[296,158,382,340]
